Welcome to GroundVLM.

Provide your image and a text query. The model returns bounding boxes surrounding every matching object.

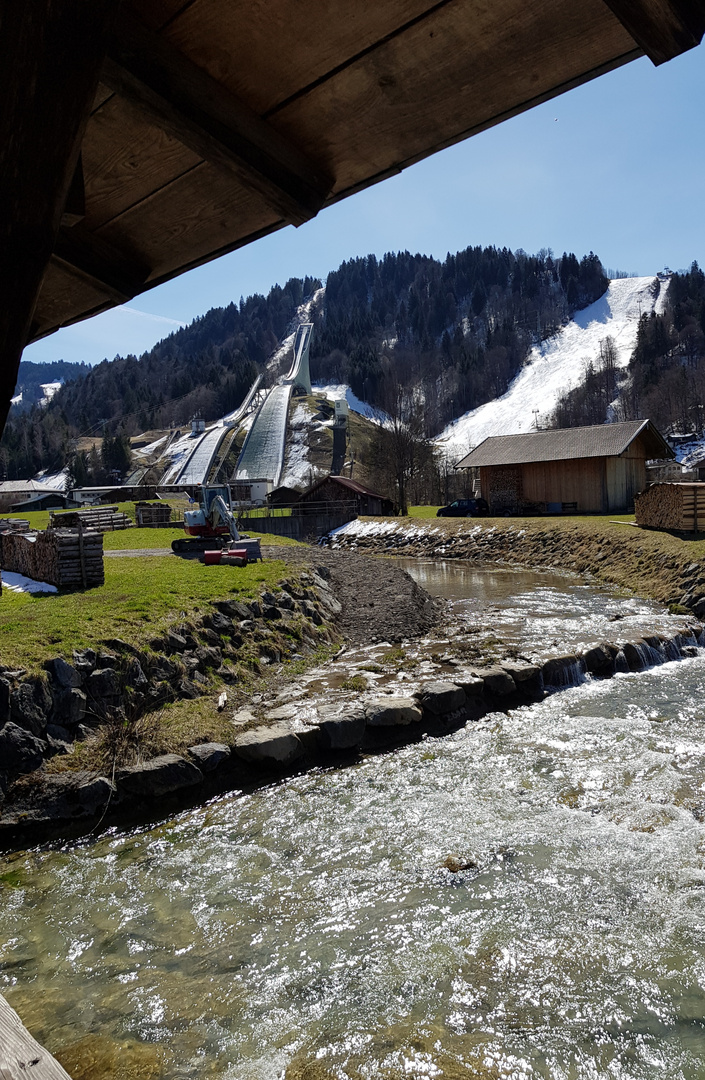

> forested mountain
[1,246,608,479]
[550,264,705,437]
[11,360,90,412]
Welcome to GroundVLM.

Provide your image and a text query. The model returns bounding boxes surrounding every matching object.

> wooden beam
[61,153,86,227]
[102,10,334,226]
[0,1,117,439]
[602,0,705,64]
[0,993,72,1079]
[52,225,152,306]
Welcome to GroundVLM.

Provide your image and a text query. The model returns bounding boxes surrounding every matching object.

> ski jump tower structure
[234,323,313,487]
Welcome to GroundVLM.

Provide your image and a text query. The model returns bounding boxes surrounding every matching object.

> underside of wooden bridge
[1,0,704,437]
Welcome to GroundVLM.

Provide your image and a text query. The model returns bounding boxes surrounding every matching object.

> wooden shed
[454,420,673,515]
[635,482,705,532]
[297,475,394,517]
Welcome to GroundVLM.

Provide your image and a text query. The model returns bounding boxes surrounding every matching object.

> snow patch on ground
[11,392,22,406]
[436,276,668,460]
[675,436,705,467]
[2,571,57,594]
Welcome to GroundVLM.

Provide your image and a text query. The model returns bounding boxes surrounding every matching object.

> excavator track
[171,536,225,554]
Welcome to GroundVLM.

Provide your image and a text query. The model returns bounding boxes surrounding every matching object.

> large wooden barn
[455,420,673,515]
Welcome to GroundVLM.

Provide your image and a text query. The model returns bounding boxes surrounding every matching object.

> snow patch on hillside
[313,383,388,423]
[267,287,325,373]
[436,276,668,460]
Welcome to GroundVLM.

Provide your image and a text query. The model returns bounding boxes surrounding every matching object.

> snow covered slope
[436,276,669,460]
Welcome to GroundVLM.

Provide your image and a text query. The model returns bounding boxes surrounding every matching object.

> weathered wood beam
[0,992,72,1079]
[0,1,118,440]
[102,10,333,226]
[61,152,86,228]
[602,0,705,64]
[52,225,152,307]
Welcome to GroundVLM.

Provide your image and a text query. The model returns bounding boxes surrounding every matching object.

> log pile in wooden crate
[49,505,133,531]
[635,482,705,532]
[135,501,172,526]
[0,528,104,588]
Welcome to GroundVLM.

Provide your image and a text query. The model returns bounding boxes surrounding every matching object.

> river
[2,563,705,1079]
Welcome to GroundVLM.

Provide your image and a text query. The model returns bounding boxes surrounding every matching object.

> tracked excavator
[171,485,241,554]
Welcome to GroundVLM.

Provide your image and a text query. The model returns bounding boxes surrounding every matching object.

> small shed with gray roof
[454,420,673,515]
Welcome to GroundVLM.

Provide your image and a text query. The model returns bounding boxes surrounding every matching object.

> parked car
[436,498,489,518]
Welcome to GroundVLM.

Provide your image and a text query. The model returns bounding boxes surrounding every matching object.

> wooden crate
[634,482,705,532]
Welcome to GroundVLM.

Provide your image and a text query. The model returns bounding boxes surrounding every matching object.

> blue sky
[26,43,705,367]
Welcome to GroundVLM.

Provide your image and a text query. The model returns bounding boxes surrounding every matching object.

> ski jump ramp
[160,374,263,487]
[235,323,312,486]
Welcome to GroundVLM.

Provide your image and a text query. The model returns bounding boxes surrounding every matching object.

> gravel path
[263,544,440,643]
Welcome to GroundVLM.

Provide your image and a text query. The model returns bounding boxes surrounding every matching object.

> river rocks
[44,657,82,689]
[188,742,231,771]
[583,643,616,677]
[116,754,203,798]
[10,680,50,736]
[419,681,466,715]
[234,723,303,766]
[53,687,88,727]
[366,696,423,726]
[0,723,46,775]
[215,599,252,621]
[318,705,367,749]
[474,667,516,697]
[85,669,121,718]
[622,640,648,672]
[501,661,544,698]
[542,654,585,688]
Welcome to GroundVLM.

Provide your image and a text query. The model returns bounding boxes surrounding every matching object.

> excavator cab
[172,484,240,553]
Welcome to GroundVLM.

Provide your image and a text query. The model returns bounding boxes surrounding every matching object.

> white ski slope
[436,276,669,461]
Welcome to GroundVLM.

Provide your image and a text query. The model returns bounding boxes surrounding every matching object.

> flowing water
[2,565,705,1079]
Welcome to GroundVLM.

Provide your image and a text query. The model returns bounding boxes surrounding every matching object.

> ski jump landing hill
[159,374,263,487]
[234,322,312,487]
[436,276,669,461]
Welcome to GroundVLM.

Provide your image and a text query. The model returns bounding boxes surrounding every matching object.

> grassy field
[0,548,297,670]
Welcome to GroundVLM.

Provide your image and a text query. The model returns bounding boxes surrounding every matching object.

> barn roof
[301,475,391,501]
[454,420,674,469]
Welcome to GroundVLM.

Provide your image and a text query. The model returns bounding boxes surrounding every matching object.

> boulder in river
[366,697,423,726]
[115,754,204,798]
[419,682,466,715]
[0,722,46,776]
[318,705,367,749]
[234,723,303,766]
[188,742,231,772]
[474,667,516,697]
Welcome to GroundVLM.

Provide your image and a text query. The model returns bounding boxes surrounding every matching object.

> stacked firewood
[0,527,104,588]
[50,505,133,532]
[135,501,172,526]
[635,482,705,532]
[0,519,30,533]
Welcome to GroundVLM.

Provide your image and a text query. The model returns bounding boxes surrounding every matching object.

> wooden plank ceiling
[29,0,705,343]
